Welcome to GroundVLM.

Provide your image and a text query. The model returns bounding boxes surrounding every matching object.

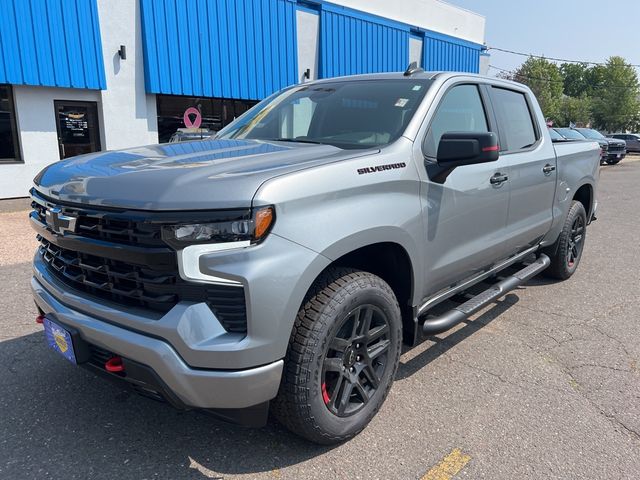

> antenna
[404,61,424,76]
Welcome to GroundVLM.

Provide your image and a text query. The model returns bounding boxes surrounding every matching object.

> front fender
[318,226,423,306]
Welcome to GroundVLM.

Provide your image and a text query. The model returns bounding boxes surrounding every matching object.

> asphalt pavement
[1,157,639,479]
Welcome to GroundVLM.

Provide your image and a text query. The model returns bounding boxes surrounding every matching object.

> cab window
[423,84,489,158]
[490,87,538,152]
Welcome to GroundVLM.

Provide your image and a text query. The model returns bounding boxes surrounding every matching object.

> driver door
[419,83,512,296]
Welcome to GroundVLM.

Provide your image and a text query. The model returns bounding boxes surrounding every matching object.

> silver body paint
[31,72,600,409]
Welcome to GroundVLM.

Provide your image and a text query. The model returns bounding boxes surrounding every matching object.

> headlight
[162,206,275,247]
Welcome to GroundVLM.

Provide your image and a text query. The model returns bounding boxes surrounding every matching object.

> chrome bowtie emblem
[45,207,77,235]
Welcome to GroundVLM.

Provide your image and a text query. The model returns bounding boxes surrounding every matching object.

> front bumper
[32,275,283,410]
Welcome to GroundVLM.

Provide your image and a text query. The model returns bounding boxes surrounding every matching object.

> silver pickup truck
[30,68,600,444]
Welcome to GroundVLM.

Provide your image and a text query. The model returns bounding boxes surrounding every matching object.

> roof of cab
[302,70,530,93]
[305,71,443,84]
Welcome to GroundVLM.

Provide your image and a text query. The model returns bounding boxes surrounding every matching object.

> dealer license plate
[43,318,77,364]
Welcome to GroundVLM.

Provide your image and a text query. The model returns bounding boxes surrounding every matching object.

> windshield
[576,128,605,140]
[216,79,432,149]
[556,128,587,140]
[548,128,564,140]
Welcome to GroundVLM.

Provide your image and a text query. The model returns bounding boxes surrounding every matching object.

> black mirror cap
[436,132,500,167]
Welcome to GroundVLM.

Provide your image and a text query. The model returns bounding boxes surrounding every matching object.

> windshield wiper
[265,138,325,145]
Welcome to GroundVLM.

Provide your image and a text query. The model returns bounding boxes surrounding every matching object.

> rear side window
[423,84,489,158]
[491,88,538,152]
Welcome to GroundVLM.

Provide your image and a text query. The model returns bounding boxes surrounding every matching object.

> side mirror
[436,132,499,167]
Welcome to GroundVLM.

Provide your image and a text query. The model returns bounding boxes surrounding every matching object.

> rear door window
[490,87,538,152]
[423,84,489,158]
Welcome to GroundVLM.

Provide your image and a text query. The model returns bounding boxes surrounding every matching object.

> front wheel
[272,268,402,444]
[544,200,587,280]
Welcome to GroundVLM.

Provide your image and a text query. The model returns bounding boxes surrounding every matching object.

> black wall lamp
[118,45,127,60]
[303,68,310,79]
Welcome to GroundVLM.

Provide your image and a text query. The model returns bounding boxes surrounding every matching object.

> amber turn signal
[254,207,274,241]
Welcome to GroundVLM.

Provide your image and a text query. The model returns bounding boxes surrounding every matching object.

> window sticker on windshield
[395,98,409,107]
[412,85,422,91]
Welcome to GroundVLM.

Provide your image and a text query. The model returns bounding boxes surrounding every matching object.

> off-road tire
[271,267,402,445]
[544,200,587,280]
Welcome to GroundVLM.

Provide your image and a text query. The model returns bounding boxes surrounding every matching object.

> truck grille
[39,237,180,311]
[608,144,625,153]
[32,192,248,333]
[32,200,165,247]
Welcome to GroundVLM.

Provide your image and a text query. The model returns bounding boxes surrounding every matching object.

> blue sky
[446,0,640,75]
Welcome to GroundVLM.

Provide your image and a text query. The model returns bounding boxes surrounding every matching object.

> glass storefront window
[0,85,21,162]
[156,95,258,143]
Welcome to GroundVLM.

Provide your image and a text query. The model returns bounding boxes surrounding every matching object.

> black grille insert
[37,237,247,333]
[32,201,165,247]
[89,343,116,368]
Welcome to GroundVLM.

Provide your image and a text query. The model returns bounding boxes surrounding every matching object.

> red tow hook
[36,315,45,324]
[105,356,125,373]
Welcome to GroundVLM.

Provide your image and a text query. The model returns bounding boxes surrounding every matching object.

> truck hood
[34,139,377,210]
[604,138,626,147]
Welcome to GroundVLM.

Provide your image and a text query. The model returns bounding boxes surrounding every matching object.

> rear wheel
[544,200,587,280]
[272,268,402,444]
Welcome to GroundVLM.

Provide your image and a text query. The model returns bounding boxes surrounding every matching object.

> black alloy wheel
[544,200,587,280]
[566,215,585,268]
[272,268,402,444]
[321,304,391,417]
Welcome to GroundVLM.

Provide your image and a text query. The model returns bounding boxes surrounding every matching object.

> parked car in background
[168,128,216,143]
[554,128,606,163]
[548,127,567,142]
[575,128,626,165]
[611,133,640,153]
[554,127,589,141]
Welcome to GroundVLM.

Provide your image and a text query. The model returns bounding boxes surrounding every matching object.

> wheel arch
[309,232,420,345]
[573,182,594,220]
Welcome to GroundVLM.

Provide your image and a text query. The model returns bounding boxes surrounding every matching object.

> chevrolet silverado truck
[30,67,600,444]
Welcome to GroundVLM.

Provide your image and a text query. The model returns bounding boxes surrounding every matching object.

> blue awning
[139,0,299,100]
[319,2,409,78]
[422,30,482,74]
[0,0,106,89]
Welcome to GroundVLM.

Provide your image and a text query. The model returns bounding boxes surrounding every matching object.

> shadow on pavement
[397,293,518,380]
[0,332,330,479]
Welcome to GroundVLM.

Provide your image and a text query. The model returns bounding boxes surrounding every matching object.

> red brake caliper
[322,382,330,404]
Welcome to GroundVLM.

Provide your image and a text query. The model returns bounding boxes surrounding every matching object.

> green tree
[556,95,592,127]
[590,56,640,132]
[560,62,591,97]
[511,57,564,122]
[630,112,640,132]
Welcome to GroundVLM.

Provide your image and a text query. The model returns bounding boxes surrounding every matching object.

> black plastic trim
[422,254,550,335]
[81,343,269,427]
[31,214,176,269]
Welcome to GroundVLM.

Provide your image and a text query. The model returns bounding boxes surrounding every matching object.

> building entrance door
[54,101,102,159]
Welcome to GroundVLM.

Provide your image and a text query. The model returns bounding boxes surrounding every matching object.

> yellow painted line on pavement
[421,448,471,480]
[188,456,223,479]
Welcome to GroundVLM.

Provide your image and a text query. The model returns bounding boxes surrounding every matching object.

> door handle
[542,164,556,174]
[490,173,509,185]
